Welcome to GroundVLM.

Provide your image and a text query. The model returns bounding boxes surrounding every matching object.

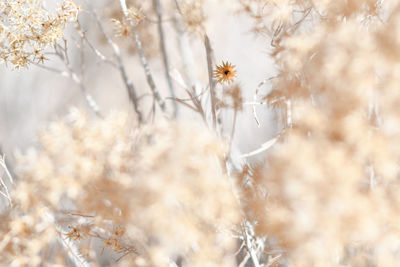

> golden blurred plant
[240,0,400,266]
[0,109,240,266]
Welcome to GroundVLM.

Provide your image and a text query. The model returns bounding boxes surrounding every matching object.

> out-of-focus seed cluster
[105,0,206,59]
[2,109,240,266]
[0,0,78,69]
[111,6,144,38]
[177,0,206,35]
[240,0,400,266]
[106,0,158,58]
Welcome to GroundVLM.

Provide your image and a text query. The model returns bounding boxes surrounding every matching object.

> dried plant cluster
[107,0,158,58]
[241,0,400,266]
[0,0,78,68]
[176,0,206,35]
[3,0,400,266]
[1,110,239,266]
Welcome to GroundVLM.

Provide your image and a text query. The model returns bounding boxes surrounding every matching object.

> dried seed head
[214,61,237,84]
[0,0,79,68]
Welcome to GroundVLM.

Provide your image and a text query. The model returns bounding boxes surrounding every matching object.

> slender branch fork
[204,35,217,129]
[0,155,12,207]
[153,0,178,117]
[31,32,103,118]
[241,221,262,267]
[89,10,144,123]
[33,40,103,118]
[119,0,167,115]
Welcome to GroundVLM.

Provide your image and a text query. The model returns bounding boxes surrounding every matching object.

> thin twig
[153,0,178,117]
[228,109,238,156]
[252,77,276,127]
[173,98,198,111]
[75,31,102,120]
[173,16,196,88]
[173,0,184,15]
[238,135,280,159]
[204,35,216,129]
[32,43,103,118]
[238,252,251,267]
[79,83,102,118]
[0,156,12,207]
[165,86,208,102]
[133,29,167,113]
[243,221,261,267]
[76,21,118,68]
[169,87,209,127]
[0,155,13,184]
[187,88,209,127]
[31,62,69,76]
[286,99,292,128]
[119,0,167,115]
[235,241,246,256]
[91,10,143,123]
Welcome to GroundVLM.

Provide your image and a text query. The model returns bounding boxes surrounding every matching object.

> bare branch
[238,135,280,159]
[173,16,196,88]
[75,21,118,68]
[90,10,144,123]
[0,155,12,207]
[228,109,238,156]
[32,42,103,118]
[204,35,216,129]
[243,221,261,267]
[153,0,178,117]
[119,0,167,115]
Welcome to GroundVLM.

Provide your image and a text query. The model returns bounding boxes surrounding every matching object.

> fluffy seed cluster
[107,0,158,58]
[178,0,206,35]
[111,6,144,38]
[242,0,400,266]
[0,0,78,69]
[2,109,240,266]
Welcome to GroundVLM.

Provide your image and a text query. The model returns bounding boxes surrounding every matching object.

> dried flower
[65,225,88,241]
[0,0,79,68]
[111,18,131,37]
[214,61,237,84]
[126,7,144,24]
